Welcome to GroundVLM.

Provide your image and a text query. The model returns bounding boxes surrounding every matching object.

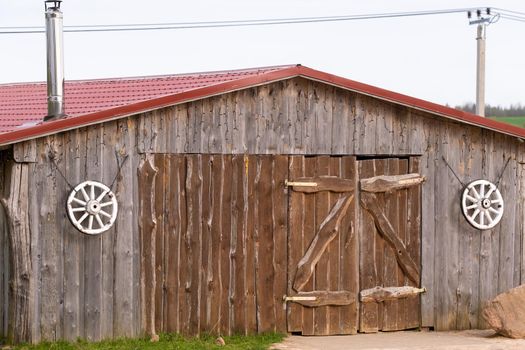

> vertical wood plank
[153,154,166,333]
[420,116,438,327]
[329,157,342,334]
[287,156,305,333]
[375,104,394,155]
[39,135,64,341]
[359,159,379,333]
[313,156,330,335]
[497,135,517,296]
[255,156,275,333]
[478,129,499,329]
[208,156,222,334]
[63,129,84,341]
[272,155,288,333]
[138,155,158,337]
[100,122,119,340]
[407,156,422,329]
[301,157,321,335]
[396,158,408,330]
[166,156,182,333]
[313,84,332,154]
[190,155,203,334]
[434,122,460,330]
[331,90,355,155]
[340,156,358,334]
[231,155,246,333]
[83,126,103,341]
[113,118,139,337]
[199,155,212,333]
[2,161,32,343]
[219,156,232,334]
[374,159,386,331]
[456,126,482,330]
[244,155,257,333]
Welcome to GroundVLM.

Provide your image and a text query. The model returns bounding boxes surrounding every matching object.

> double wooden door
[286,156,423,335]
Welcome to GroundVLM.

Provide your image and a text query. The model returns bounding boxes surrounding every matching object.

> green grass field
[488,116,525,128]
[4,333,285,350]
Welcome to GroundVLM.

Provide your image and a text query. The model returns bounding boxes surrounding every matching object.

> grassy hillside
[488,116,525,128]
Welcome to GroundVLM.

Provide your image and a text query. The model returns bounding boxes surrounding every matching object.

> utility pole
[468,8,494,117]
[476,23,486,116]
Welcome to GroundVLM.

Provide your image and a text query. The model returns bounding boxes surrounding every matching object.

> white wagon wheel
[461,179,504,230]
[67,180,118,235]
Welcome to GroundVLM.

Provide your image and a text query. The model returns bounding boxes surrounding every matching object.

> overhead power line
[0,7,523,34]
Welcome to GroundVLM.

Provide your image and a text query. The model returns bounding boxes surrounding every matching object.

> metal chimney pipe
[44,1,65,121]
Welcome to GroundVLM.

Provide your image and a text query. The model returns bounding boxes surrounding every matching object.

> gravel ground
[272,330,525,350]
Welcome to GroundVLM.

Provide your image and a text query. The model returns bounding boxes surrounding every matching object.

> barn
[0,64,524,343]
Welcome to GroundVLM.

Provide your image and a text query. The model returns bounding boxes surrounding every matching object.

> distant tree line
[454,103,525,117]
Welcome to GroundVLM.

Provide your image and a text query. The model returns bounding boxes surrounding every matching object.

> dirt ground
[272,330,525,350]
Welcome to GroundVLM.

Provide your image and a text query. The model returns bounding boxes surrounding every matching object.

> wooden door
[286,155,359,335]
[358,157,423,332]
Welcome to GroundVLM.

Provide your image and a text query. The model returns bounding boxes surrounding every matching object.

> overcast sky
[0,0,524,107]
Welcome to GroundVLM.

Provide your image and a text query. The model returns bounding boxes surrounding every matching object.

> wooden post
[1,161,32,343]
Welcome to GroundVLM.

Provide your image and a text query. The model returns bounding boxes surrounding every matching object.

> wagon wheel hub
[87,200,102,215]
[461,179,504,230]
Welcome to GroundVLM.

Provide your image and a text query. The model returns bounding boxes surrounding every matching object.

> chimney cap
[45,1,62,11]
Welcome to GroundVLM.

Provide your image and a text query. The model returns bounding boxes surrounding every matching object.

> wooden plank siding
[0,76,524,344]
[139,154,288,336]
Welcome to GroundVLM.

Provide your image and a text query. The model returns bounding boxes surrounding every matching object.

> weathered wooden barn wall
[2,76,525,342]
[133,77,525,330]
[3,121,143,343]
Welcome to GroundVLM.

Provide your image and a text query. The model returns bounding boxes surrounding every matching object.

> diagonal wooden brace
[293,194,354,292]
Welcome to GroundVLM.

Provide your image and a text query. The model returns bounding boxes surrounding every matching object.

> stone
[482,284,525,339]
[215,336,226,346]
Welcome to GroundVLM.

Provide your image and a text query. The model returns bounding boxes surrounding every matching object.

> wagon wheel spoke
[485,210,493,223]
[72,197,86,206]
[479,183,485,198]
[95,214,104,228]
[88,215,94,230]
[488,207,500,215]
[465,194,477,203]
[99,209,112,219]
[470,186,481,200]
[80,187,90,202]
[96,189,109,202]
[485,186,495,199]
[78,212,89,225]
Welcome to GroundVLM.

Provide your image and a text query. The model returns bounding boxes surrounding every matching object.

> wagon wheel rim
[461,179,504,230]
[67,180,118,235]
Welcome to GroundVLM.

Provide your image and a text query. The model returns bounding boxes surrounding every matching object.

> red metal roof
[0,64,524,146]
